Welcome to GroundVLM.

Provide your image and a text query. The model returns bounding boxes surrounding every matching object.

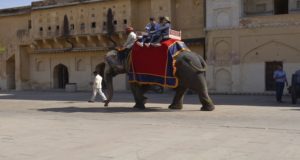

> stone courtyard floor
[0,91,299,160]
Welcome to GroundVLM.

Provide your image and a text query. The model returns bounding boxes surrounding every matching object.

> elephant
[103,49,215,111]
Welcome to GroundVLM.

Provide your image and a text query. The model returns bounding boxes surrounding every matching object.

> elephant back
[128,39,189,88]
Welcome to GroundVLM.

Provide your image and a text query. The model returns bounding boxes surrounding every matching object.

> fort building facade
[2,0,299,94]
[206,0,300,94]
[0,0,205,91]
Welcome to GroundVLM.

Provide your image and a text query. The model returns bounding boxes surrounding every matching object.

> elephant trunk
[104,71,114,105]
[103,51,127,105]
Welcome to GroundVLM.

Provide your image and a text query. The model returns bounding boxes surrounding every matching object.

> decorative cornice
[0,6,31,17]
[31,0,108,10]
[0,0,109,17]
[34,47,109,54]
[206,21,300,32]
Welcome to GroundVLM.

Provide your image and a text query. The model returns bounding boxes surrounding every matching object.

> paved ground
[0,91,299,160]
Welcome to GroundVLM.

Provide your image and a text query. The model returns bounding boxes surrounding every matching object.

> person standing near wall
[89,71,108,106]
[273,66,289,103]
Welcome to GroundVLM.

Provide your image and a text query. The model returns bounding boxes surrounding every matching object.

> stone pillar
[16,46,31,90]
[0,55,5,90]
[15,47,21,91]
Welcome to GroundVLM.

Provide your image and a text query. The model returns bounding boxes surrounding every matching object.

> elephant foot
[169,104,183,110]
[201,105,215,111]
[133,104,146,110]
[143,96,148,104]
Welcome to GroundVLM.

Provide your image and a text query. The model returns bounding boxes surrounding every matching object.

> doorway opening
[265,61,283,91]
[6,56,16,90]
[53,64,69,89]
[274,0,289,15]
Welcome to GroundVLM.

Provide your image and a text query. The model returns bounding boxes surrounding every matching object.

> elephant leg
[130,84,146,109]
[190,75,215,111]
[198,90,215,111]
[169,86,187,110]
[140,85,151,104]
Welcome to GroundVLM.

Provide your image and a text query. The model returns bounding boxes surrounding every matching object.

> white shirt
[123,31,137,49]
[93,74,103,89]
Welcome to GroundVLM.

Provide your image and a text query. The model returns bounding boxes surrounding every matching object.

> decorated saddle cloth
[128,39,189,88]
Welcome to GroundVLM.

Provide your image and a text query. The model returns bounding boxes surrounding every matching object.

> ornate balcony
[31,27,126,53]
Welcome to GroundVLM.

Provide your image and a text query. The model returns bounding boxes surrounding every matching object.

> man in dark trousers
[273,66,289,103]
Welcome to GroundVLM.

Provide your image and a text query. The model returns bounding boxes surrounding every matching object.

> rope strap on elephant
[128,39,190,88]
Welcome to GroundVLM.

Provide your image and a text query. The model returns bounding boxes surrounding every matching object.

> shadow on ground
[37,106,174,113]
[0,91,298,107]
[284,109,300,111]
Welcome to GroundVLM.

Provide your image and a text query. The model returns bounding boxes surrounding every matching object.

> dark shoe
[88,100,95,103]
[103,100,109,107]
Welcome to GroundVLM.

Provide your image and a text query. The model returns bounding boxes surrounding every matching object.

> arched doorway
[95,63,107,89]
[53,64,69,89]
[274,0,288,15]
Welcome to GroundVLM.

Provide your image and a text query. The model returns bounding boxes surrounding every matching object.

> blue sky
[0,0,39,9]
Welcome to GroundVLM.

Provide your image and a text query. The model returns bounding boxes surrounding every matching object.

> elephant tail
[182,54,207,72]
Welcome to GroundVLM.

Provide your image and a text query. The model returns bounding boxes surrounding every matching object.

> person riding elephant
[148,16,171,47]
[137,17,159,47]
[116,27,137,61]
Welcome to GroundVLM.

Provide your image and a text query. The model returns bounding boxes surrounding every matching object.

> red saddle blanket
[128,39,189,88]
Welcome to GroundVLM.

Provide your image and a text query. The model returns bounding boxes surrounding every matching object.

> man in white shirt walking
[89,71,108,105]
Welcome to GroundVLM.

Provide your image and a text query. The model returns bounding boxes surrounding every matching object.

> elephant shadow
[37,106,174,113]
